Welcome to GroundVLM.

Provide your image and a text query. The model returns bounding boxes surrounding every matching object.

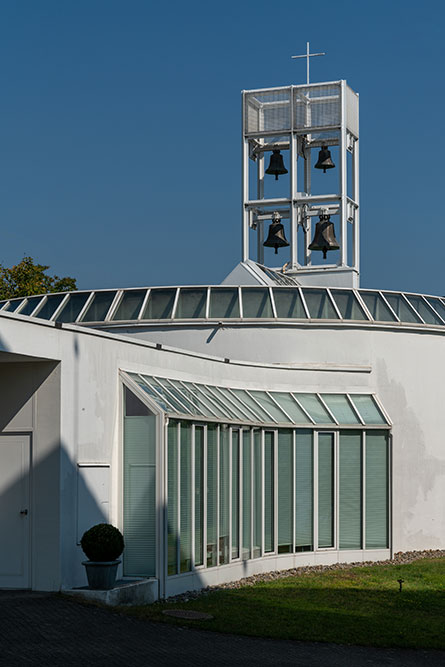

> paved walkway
[0,591,444,666]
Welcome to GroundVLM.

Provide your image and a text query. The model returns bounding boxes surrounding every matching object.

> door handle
[20,509,28,516]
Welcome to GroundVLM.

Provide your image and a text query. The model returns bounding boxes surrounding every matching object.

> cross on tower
[291,42,325,84]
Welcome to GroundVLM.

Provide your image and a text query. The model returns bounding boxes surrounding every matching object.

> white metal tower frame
[241,80,359,277]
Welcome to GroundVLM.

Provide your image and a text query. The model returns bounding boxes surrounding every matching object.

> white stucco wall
[0,309,444,590]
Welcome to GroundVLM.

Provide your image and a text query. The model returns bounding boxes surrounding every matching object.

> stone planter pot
[82,560,121,590]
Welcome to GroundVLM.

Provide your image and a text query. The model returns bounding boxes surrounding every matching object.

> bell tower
[241,69,360,287]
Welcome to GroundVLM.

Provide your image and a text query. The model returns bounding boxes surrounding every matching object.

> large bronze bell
[308,212,340,259]
[265,150,288,180]
[314,145,335,173]
[263,212,290,254]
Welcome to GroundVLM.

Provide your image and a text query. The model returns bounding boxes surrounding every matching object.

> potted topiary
[81,523,124,590]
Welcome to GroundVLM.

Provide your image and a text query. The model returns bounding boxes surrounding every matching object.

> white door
[0,435,30,588]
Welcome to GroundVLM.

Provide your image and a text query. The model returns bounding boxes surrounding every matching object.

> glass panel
[0,300,7,309]
[295,430,313,551]
[199,385,237,419]
[219,426,230,565]
[145,377,189,414]
[404,295,443,325]
[425,297,445,322]
[350,395,386,425]
[19,296,44,316]
[249,391,290,423]
[142,289,176,319]
[264,432,274,553]
[318,432,334,548]
[35,293,65,320]
[273,393,312,424]
[320,394,360,424]
[340,431,362,549]
[82,291,116,322]
[56,292,90,322]
[194,426,204,566]
[113,290,146,321]
[167,421,178,575]
[155,378,199,415]
[278,430,293,553]
[252,430,262,558]
[230,389,272,422]
[217,387,259,421]
[273,288,307,318]
[209,288,240,318]
[124,386,150,416]
[128,374,172,412]
[295,394,333,424]
[206,425,218,567]
[302,289,339,319]
[123,405,156,576]
[180,382,229,419]
[366,431,389,549]
[4,299,24,312]
[383,293,421,324]
[242,430,251,560]
[180,422,192,572]
[232,430,240,559]
[176,288,207,318]
[330,289,368,320]
[211,386,250,420]
[242,288,273,318]
[360,292,397,322]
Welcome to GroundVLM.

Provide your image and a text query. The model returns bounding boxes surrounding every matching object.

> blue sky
[0,0,444,294]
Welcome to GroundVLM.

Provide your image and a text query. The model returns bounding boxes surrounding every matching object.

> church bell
[263,212,290,254]
[308,212,340,259]
[314,145,335,173]
[265,150,288,180]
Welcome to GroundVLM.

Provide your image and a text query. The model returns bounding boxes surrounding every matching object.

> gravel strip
[165,549,445,603]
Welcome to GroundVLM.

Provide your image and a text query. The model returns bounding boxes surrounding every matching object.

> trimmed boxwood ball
[81,523,124,562]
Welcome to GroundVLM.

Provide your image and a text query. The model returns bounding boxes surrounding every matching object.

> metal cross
[291,42,326,84]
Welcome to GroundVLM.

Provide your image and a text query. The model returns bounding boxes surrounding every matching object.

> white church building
[1,75,444,599]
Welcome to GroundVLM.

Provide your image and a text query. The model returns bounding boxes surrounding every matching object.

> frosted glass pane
[219,427,230,564]
[295,394,332,423]
[123,413,156,576]
[278,430,292,553]
[167,422,178,575]
[242,430,251,560]
[232,430,240,559]
[366,431,388,548]
[273,393,312,424]
[383,293,421,324]
[57,292,89,322]
[252,431,262,558]
[340,431,362,549]
[303,289,339,319]
[142,289,176,319]
[176,288,207,318]
[264,432,274,553]
[273,288,307,318]
[350,395,386,425]
[194,427,204,566]
[295,430,313,550]
[330,290,367,320]
[360,292,397,322]
[318,432,334,548]
[113,290,146,320]
[36,293,65,320]
[405,295,443,325]
[242,288,273,318]
[180,423,192,572]
[207,426,218,567]
[82,291,116,322]
[209,288,240,318]
[321,394,360,424]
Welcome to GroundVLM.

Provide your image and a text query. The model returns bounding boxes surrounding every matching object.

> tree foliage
[0,256,77,300]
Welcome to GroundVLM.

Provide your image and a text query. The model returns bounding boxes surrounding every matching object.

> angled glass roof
[2,285,445,331]
[122,371,390,428]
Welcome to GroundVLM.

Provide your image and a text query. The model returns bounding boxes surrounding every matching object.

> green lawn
[121,558,445,649]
